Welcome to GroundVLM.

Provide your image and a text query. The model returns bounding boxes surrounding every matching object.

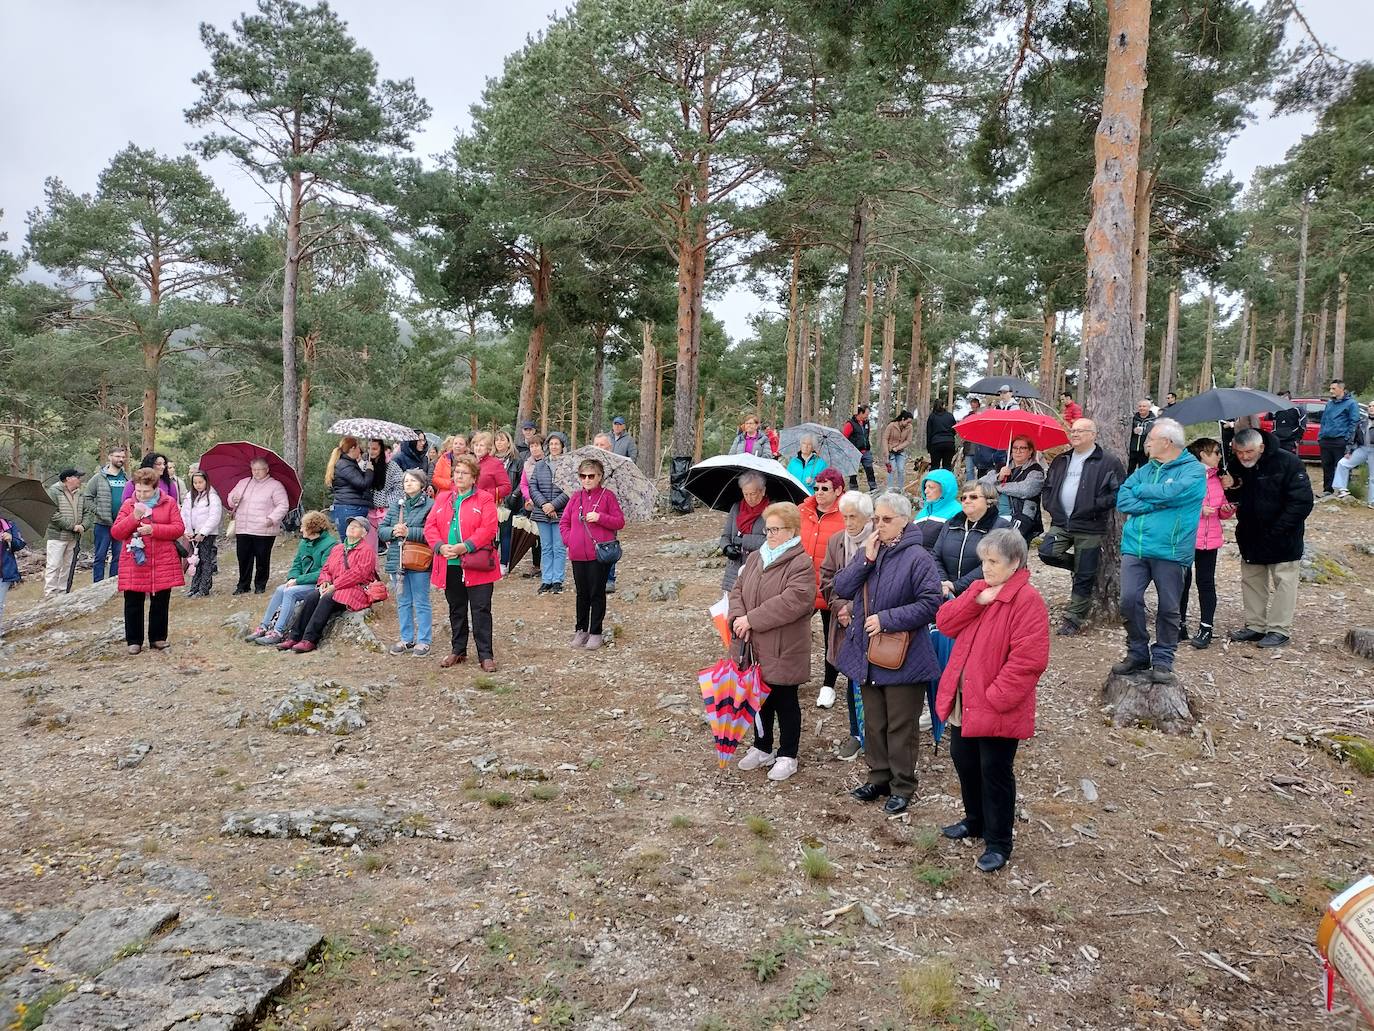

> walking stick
[65,542,80,594]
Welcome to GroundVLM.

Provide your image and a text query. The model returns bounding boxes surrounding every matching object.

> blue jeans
[886,452,907,493]
[330,504,370,542]
[607,558,618,585]
[0,580,9,628]
[1120,554,1185,669]
[261,583,316,633]
[397,568,433,645]
[1334,445,1374,502]
[536,520,566,585]
[964,452,976,482]
[93,523,120,582]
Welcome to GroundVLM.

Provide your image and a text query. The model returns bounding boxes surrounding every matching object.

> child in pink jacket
[1181,438,1235,649]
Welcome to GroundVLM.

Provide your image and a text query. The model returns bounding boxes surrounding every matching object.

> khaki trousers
[1239,560,1299,636]
[44,539,77,597]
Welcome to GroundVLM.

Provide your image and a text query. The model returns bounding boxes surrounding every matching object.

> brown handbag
[401,540,433,572]
[863,581,910,670]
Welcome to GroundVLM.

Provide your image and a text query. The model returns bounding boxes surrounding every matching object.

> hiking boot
[245,624,268,641]
[1056,619,1081,637]
[737,747,776,771]
[1190,625,1213,649]
[1111,657,1151,675]
[1335,489,1352,500]
[837,736,862,761]
[976,851,1008,873]
[583,634,603,650]
[882,795,911,815]
[389,641,413,655]
[767,757,798,781]
[571,631,589,648]
[605,581,617,594]
[851,782,889,802]
[1229,627,1265,643]
[255,631,284,647]
[275,638,298,651]
[537,583,552,595]
[1178,620,1189,641]
[290,641,316,653]
[1257,632,1291,648]
[1149,666,1176,685]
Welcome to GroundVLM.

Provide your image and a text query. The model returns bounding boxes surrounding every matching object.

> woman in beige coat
[728,502,817,782]
[820,490,875,760]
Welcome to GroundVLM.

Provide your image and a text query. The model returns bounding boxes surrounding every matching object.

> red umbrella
[197,442,303,510]
[955,410,1069,452]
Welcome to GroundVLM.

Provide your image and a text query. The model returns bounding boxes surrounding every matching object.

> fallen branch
[614,987,639,1019]
[1199,951,1252,984]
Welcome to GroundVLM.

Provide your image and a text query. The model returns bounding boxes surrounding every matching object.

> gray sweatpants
[1120,554,1186,669]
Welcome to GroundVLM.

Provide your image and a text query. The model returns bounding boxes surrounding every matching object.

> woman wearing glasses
[980,435,1045,544]
[797,469,846,710]
[931,481,1010,599]
[730,502,819,782]
[559,457,625,651]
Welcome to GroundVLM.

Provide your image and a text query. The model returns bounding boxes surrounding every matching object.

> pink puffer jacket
[1194,466,1236,550]
[227,476,289,537]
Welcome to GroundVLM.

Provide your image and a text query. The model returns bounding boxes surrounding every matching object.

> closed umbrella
[685,453,809,511]
[328,418,417,443]
[0,475,56,544]
[550,447,658,522]
[955,410,1069,453]
[1162,387,1296,428]
[966,376,1042,400]
[777,422,862,477]
[197,443,303,511]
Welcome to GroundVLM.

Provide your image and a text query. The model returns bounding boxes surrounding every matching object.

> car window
[1306,403,1325,417]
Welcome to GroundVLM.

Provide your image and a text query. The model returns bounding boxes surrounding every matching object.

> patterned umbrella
[197,442,303,510]
[550,447,658,522]
[328,418,419,443]
[0,475,56,544]
[777,422,862,477]
[699,652,773,768]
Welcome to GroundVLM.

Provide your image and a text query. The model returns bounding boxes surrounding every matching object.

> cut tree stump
[1344,627,1374,661]
[1101,671,1197,735]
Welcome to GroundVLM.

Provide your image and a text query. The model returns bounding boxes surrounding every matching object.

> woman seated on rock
[276,517,379,654]
[934,528,1049,874]
[248,510,336,647]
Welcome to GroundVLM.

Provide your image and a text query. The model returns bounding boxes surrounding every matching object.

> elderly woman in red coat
[424,455,501,672]
[112,467,187,654]
[277,517,379,654]
[934,528,1050,873]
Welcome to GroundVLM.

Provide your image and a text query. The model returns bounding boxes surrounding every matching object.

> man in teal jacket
[1111,418,1206,684]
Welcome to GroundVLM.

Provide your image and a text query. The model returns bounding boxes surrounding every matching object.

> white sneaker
[768,757,798,781]
[816,685,836,709]
[737,747,776,771]
[1335,489,1351,500]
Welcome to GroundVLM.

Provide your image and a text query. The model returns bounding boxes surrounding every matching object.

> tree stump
[1344,627,1374,662]
[1101,671,1197,735]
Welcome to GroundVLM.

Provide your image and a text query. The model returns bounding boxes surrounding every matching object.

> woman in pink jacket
[934,528,1049,874]
[559,457,626,651]
[227,458,290,595]
[1180,437,1235,650]
[277,517,378,654]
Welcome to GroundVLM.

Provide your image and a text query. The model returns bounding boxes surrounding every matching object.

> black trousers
[444,578,494,660]
[1319,438,1347,493]
[236,534,274,592]
[817,609,838,688]
[1180,547,1219,628]
[929,445,956,471]
[188,537,216,595]
[949,725,1019,857]
[1126,451,1147,474]
[754,683,801,759]
[847,451,876,491]
[124,589,171,646]
[292,591,346,644]
[571,559,610,635]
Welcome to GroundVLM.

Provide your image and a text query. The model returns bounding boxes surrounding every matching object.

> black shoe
[1178,621,1189,641]
[883,795,911,815]
[1257,632,1291,648]
[537,584,551,595]
[605,582,616,594]
[232,587,249,596]
[1228,627,1264,642]
[1190,626,1213,649]
[254,586,267,595]
[1110,658,1151,675]
[1149,666,1176,685]
[1056,619,1080,637]
[975,851,1008,873]
[850,783,890,803]
[552,583,563,595]
[941,821,977,840]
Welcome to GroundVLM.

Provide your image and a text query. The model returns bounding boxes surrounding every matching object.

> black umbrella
[966,376,1042,400]
[684,454,809,512]
[0,475,56,544]
[1164,388,1296,428]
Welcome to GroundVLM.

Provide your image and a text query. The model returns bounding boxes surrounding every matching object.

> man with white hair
[1221,427,1314,647]
[1111,418,1206,684]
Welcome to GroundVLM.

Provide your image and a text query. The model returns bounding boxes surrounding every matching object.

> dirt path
[0,501,1370,1030]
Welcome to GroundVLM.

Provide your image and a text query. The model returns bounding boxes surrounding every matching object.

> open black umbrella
[1163,387,1296,428]
[0,475,56,544]
[685,453,809,512]
[966,376,1042,400]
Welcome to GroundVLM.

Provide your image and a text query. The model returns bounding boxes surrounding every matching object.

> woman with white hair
[787,435,828,494]
[719,471,770,591]
[832,491,945,815]
[934,528,1049,873]
[820,489,875,760]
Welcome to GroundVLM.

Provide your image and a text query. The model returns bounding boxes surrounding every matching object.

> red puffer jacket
[798,496,844,610]
[423,488,501,589]
[317,541,379,611]
[111,492,186,594]
[934,566,1049,740]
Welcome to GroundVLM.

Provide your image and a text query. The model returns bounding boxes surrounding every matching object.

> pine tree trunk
[280,174,303,471]
[832,198,867,422]
[876,267,898,441]
[1268,346,1281,393]
[1232,297,1250,387]
[638,322,656,477]
[1333,271,1348,380]
[906,290,923,413]
[694,392,706,462]
[1084,0,1150,623]
[1130,108,1154,356]
[857,264,876,410]
[783,246,801,425]
[1198,290,1215,391]
[1288,197,1310,392]
[1245,308,1259,387]
[591,325,607,433]
[811,324,823,420]
[1158,287,1179,401]
[655,365,665,474]
[946,343,957,410]
[1038,302,1057,397]
[1314,292,1330,391]
[540,352,551,435]
[799,303,811,422]
[517,246,552,431]
[671,215,707,458]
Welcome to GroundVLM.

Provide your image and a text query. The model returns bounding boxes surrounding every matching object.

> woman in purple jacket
[832,491,944,815]
[559,457,625,651]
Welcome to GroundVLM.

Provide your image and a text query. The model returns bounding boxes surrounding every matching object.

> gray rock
[0,964,67,1029]
[151,916,322,967]
[321,608,382,652]
[220,806,429,847]
[619,589,639,602]
[222,611,256,639]
[116,742,153,771]
[0,908,81,950]
[656,693,693,711]
[266,680,386,736]
[0,661,49,681]
[499,763,549,781]
[1299,543,1353,583]
[655,540,719,559]
[38,993,165,1030]
[141,862,211,895]
[647,579,685,602]
[3,578,118,635]
[93,952,291,1024]
[48,905,178,975]
[696,557,725,569]
[221,709,246,729]
[1354,542,1374,557]
[1080,778,1098,803]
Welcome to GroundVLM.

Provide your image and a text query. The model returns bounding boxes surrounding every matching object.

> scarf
[759,534,801,568]
[841,524,874,565]
[736,494,769,534]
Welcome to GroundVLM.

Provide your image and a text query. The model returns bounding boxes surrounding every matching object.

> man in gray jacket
[82,447,129,583]
[610,416,637,462]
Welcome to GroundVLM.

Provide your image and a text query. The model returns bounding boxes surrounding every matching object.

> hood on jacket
[917,468,960,521]
[546,431,570,453]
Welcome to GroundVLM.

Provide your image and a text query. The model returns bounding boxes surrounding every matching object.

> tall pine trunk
[875,268,898,443]
[832,198,867,422]
[637,322,657,477]
[906,290,923,413]
[671,209,707,457]
[1038,302,1057,397]
[1232,297,1250,386]
[591,324,608,433]
[1313,293,1330,392]
[1198,291,1214,391]
[1157,287,1179,401]
[811,323,823,419]
[1287,196,1310,392]
[1333,271,1348,380]
[517,246,552,430]
[783,245,801,425]
[857,265,876,410]
[280,174,303,471]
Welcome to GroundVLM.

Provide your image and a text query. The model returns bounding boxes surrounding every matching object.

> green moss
[19,983,74,1029]
[1331,734,1374,776]
[1309,554,1351,584]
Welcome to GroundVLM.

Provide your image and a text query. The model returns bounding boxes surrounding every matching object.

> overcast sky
[1,0,1368,340]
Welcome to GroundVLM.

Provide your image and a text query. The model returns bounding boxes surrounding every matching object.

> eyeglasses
[763,525,789,536]
[578,473,599,480]
[875,515,901,524]
[1011,445,1032,451]
[960,494,983,501]
[815,485,834,493]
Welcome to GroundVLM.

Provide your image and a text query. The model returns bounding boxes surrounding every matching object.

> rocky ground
[0,497,1371,1030]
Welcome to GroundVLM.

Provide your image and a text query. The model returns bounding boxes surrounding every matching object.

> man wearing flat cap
[45,468,93,597]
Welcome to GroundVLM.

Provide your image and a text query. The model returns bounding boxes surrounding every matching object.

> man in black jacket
[1269,391,1306,454]
[1127,399,1155,473]
[1038,419,1126,635]
[842,405,876,491]
[1222,429,1314,648]
[925,400,957,470]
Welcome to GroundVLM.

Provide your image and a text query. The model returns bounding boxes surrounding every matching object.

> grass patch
[1332,734,1374,776]
[353,778,367,790]
[800,845,837,882]
[670,814,694,829]
[916,864,958,889]
[360,853,387,874]
[747,928,805,983]
[530,783,560,801]
[587,757,604,771]
[482,790,514,809]
[899,959,956,1021]
[460,774,481,791]
[911,826,941,857]
[140,836,160,855]
[484,928,512,955]
[112,938,150,961]
[627,847,667,875]
[211,766,230,778]
[610,781,640,796]
[474,674,510,694]
[761,971,831,1024]
[17,983,74,1029]
[1263,884,1298,906]
[745,815,774,839]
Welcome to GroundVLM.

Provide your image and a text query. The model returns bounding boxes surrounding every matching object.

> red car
[1258,398,1324,460]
